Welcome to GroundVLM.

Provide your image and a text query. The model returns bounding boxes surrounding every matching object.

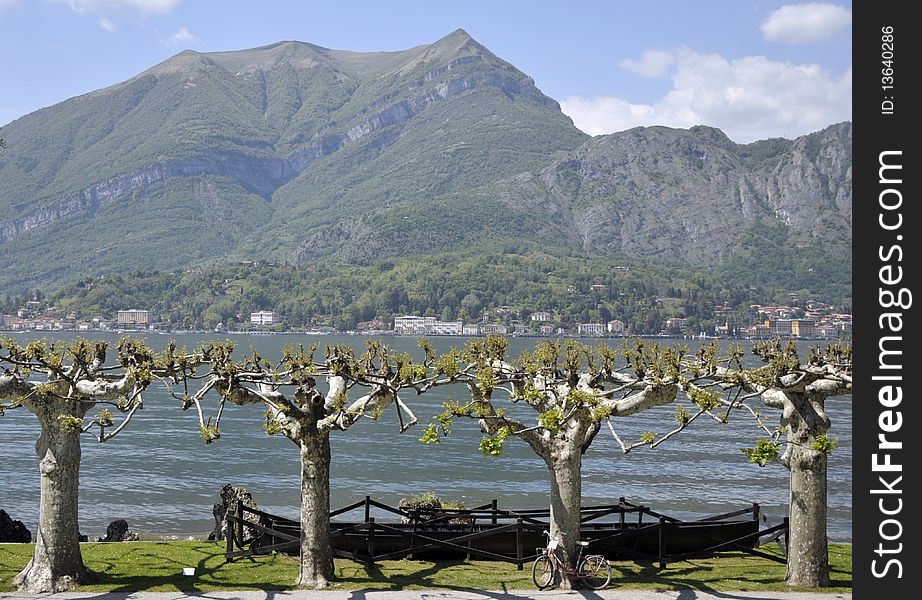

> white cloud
[98,16,115,31]
[560,48,851,143]
[161,25,194,46]
[620,50,675,78]
[761,3,851,43]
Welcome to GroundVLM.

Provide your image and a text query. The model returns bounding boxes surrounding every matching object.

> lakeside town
[1,299,852,341]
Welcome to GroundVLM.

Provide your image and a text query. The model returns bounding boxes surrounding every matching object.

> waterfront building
[481,323,508,335]
[607,320,625,334]
[815,323,840,338]
[741,323,773,338]
[117,309,150,327]
[250,310,275,326]
[770,319,793,336]
[666,317,689,331]
[394,315,436,335]
[393,316,468,335]
[1,316,27,330]
[577,323,606,336]
[462,323,480,336]
[791,319,816,338]
[430,320,463,335]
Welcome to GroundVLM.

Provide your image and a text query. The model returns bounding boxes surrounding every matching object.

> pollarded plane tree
[415,336,722,587]
[0,337,166,593]
[683,339,852,588]
[169,340,421,589]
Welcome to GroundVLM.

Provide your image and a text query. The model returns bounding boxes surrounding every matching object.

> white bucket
[182,567,196,576]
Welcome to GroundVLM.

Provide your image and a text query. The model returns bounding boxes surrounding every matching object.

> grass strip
[0,541,851,593]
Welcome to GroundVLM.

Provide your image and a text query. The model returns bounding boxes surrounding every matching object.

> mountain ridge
[0,31,850,301]
[289,121,851,269]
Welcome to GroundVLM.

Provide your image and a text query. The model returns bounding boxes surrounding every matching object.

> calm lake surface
[0,332,852,541]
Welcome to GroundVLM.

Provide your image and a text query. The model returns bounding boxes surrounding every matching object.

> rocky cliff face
[542,122,853,265]
[756,122,852,241]
[321,122,852,269]
[0,153,285,245]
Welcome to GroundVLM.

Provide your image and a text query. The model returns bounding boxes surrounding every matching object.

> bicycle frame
[534,531,612,590]
[539,536,587,579]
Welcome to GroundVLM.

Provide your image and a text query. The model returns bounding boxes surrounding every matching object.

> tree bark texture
[782,391,831,587]
[297,430,334,588]
[14,403,93,593]
[546,446,582,590]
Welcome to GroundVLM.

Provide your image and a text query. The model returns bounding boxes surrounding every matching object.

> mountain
[286,122,852,282]
[0,29,586,289]
[0,30,850,300]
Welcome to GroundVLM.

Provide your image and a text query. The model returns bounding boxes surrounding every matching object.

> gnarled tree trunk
[782,391,831,587]
[297,430,333,588]
[14,403,94,593]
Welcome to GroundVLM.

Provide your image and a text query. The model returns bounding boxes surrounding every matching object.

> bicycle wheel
[531,555,557,589]
[577,555,612,590]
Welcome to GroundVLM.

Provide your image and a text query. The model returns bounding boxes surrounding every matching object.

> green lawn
[0,541,852,593]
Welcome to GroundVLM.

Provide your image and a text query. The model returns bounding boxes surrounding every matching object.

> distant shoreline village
[1,303,852,341]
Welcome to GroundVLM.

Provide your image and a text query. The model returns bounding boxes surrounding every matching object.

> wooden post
[235,500,244,547]
[225,513,234,562]
[364,495,371,523]
[753,502,760,522]
[491,499,498,525]
[408,513,417,560]
[516,518,524,570]
[782,517,789,559]
[658,517,667,569]
[367,517,376,567]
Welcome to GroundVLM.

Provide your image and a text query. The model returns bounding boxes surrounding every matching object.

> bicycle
[531,530,612,590]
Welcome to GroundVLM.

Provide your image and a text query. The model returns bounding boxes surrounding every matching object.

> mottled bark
[547,446,582,590]
[782,391,831,587]
[297,430,333,588]
[14,403,94,593]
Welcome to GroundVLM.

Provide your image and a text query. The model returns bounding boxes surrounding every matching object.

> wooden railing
[225,496,788,569]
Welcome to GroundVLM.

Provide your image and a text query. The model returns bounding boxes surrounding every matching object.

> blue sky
[0,0,852,142]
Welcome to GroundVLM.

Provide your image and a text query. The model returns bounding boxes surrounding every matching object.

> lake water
[0,332,851,541]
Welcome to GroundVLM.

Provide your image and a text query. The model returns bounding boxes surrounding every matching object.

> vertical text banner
[854,1,919,596]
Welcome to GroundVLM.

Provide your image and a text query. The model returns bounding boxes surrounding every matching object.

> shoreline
[0,328,850,343]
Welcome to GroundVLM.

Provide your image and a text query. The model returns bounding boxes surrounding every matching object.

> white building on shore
[250,310,275,326]
[430,320,464,335]
[394,315,436,335]
[607,320,625,334]
[577,323,607,336]
[395,316,469,335]
[462,323,480,336]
